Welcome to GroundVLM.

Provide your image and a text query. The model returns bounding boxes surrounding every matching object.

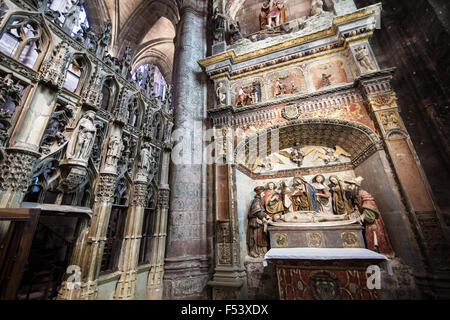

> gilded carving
[341,232,360,248]
[274,233,288,248]
[306,233,323,248]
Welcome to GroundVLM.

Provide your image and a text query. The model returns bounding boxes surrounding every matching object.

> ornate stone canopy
[235,118,381,167]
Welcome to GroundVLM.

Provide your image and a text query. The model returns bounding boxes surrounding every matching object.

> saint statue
[290,176,318,211]
[264,182,285,217]
[260,0,286,30]
[329,175,351,215]
[311,175,333,215]
[216,82,227,106]
[247,186,272,258]
[67,111,97,162]
[345,177,394,257]
[355,45,376,73]
[105,135,122,168]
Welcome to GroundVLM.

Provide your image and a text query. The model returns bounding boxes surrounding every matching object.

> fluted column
[163,4,209,299]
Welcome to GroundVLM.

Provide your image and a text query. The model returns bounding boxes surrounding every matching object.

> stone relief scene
[0,0,449,305]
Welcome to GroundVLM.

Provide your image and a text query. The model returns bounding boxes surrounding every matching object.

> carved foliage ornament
[0,151,38,193]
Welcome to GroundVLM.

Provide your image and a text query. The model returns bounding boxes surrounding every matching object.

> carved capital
[96,174,117,202]
[133,183,148,207]
[158,188,170,210]
[0,149,39,193]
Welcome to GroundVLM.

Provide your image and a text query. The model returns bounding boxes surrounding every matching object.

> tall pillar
[163,4,209,299]
[0,82,56,242]
[58,128,122,300]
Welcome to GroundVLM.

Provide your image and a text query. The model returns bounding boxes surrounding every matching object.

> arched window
[132,64,168,100]
[101,77,118,112]
[0,16,49,69]
[126,97,143,128]
[63,56,89,93]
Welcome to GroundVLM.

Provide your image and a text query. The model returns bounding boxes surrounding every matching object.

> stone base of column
[57,280,98,300]
[114,271,137,300]
[208,266,247,300]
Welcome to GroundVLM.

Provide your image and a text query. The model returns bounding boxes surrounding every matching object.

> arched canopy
[235,118,381,166]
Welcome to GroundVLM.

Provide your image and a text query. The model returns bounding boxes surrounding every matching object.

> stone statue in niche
[216,82,227,106]
[345,177,394,257]
[213,7,227,42]
[264,182,285,217]
[66,111,97,163]
[260,0,286,30]
[105,135,122,169]
[311,0,324,16]
[236,87,251,106]
[247,186,272,258]
[355,44,376,73]
[311,175,333,215]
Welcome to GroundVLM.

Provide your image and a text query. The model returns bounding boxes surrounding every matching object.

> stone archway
[235,118,381,167]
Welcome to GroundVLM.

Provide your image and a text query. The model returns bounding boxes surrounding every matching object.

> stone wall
[355,0,450,226]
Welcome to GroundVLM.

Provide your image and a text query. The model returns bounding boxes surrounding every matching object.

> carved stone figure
[96,19,112,58]
[290,144,304,167]
[67,111,97,163]
[355,44,376,73]
[329,175,351,215]
[289,176,318,212]
[63,0,86,33]
[40,42,70,89]
[311,175,333,215]
[105,135,122,168]
[136,142,154,182]
[345,177,394,257]
[229,22,242,43]
[0,74,21,105]
[164,120,174,144]
[311,0,324,16]
[216,82,227,106]
[121,43,133,78]
[264,182,285,217]
[261,0,286,30]
[247,186,271,258]
[213,8,227,42]
[251,82,262,104]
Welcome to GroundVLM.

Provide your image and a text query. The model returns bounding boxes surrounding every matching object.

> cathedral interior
[0,0,449,301]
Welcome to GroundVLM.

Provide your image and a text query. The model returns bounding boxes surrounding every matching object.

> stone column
[0,82,56,242]
[163,4,210,299]
[57,173,117,300]
[362,78,450,271]
[147,186,170,300]
[113,182,147,300]
[58,128,122,300]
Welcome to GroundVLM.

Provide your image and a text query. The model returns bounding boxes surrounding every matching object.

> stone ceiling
[84,0,180,82]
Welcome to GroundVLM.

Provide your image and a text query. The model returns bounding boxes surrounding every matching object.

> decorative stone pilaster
[361,76,450,272]
[163,3,210,300]
[147,187,170,300]
[114,182,147,300]
[57,173,117,300]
